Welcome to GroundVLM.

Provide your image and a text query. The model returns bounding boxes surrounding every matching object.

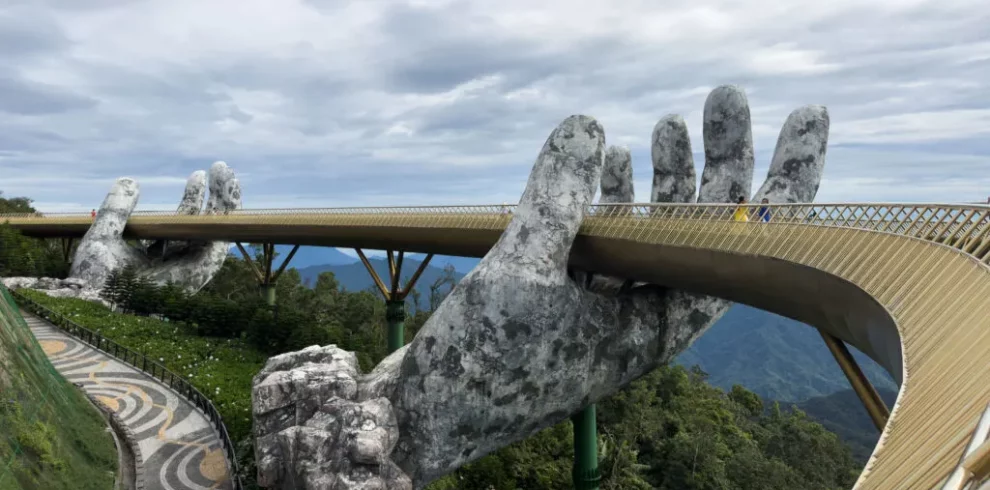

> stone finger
[68,178,146,288]
[178,170,207,214]
[146,170,208,257]
[204,161,241,214]
[699,85,755,204]
[651,114,697,203]
[486,115,606,281]
[599,145,634,204]
[752,105,830,203]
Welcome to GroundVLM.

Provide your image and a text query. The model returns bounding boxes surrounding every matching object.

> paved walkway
[25,313,233,490]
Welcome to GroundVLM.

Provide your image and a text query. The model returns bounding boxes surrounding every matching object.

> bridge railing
[2,203,989,262]
[7,289,244,490]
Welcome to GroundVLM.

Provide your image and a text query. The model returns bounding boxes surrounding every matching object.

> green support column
[356,249,435,353]
[261,284,277,306]
[385,299,406,353]
[572,404,601,490]
[234,243,299,308]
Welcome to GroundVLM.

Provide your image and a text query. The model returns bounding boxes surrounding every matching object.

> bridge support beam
[819,331,890,431]
[356,249,433,353]
[235,243,299,306]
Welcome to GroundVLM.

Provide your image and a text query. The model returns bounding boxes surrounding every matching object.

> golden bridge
[4,202,990,490]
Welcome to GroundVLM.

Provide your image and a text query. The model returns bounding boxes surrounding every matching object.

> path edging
[11,289,242,489]
[85,390,147,490]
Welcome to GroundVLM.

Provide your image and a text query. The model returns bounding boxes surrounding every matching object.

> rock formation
[252,85,831,489]
[68,161,241,292]
[0,277,108,306]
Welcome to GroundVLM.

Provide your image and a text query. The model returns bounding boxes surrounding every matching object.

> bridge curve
[4,202,990,489]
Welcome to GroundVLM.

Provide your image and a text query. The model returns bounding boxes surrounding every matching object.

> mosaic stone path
[25,313,233,490]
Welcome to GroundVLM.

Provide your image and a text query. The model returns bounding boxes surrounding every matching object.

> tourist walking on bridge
[757,198,771,222]
[733,196,750,222]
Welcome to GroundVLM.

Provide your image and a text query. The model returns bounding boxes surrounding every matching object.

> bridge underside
[9,211,990,489]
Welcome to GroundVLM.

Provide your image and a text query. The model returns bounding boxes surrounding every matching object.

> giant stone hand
[69,161,241,292]
[251,85,830,489]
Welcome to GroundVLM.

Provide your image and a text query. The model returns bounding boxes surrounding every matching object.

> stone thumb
[177,170,207,215]
[485,115,605,282]
[88,177,140,240]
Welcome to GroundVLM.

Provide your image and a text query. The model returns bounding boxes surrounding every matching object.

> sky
[2,0,990,213]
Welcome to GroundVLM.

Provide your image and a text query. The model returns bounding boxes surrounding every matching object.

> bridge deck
[4,202,990,489]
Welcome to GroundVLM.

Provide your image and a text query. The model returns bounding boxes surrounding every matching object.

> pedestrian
[758,198,771,222]
[733,196,749,222]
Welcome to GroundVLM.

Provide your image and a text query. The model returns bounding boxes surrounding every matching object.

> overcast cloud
[1,0,989,212]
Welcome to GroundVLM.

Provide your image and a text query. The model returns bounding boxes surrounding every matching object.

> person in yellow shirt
[733,196,750,222]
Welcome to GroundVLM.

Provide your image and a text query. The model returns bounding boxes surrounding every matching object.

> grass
[0,288,117,490]
[16,289,268,443]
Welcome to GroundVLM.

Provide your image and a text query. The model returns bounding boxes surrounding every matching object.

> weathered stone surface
[66,162,241,293]
[68,178,149,289]
[141,162,241,291]
[651,114,696,203]
[1,277,109,306]
[146,170,209,257]
[253,345,412,490]
[699,85,754,203]
[753,105,830,203]
[599,146,633,205]
[178,171,207,214]
[252,91,831,490]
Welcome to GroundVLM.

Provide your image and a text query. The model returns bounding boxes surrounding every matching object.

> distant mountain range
[265,245,899,463]
[273,245,483,274]
[677,304,897,402]
[295,258,464,311]
[790,387,898,464]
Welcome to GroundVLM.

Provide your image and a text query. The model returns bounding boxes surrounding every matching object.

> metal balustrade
[3,201,990,489]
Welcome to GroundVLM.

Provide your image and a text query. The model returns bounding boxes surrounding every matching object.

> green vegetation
[0,193,70,279]
[2,189,866,489]
[0,192,117,490]
[427,366,860,490]
[794,388,897,463]
[0,288,118,489]
[20,261,863,490]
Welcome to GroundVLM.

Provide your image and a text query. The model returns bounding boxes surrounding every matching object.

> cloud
[0,0,988,214]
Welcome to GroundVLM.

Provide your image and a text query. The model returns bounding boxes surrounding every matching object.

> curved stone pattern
[26,313,233,490]
[251,90,830,489]
[651,114,696,203]
[66,162,241,293]
[699,85,754,203]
